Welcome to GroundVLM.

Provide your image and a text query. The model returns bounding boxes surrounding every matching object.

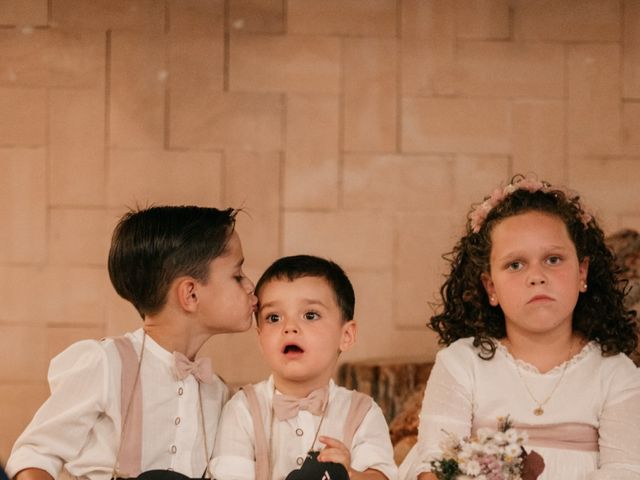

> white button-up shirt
[7,329,228,480]
[211,376,397,480]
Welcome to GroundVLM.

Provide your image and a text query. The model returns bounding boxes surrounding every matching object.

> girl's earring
[490,295,497,305]
[582,283,588,292]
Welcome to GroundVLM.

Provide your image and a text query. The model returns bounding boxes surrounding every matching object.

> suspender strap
[242,384,271,480]
[342,392,372,449]
[243,385,372,480]
[113,336,144,477]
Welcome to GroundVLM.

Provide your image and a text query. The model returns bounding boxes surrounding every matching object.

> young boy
[6,206,257,480]
[211,255,397,480]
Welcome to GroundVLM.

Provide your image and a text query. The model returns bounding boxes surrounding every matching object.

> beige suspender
[113,336,144,478]
[242,385,372,480]
[342,391,372,451]
[241,384,271,480]
[112,343,374,480]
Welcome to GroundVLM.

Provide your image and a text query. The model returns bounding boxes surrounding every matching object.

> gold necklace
[513,339,574,416]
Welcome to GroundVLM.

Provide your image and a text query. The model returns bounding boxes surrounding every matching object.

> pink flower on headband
[468,176,591,233]
[579,211,593,225]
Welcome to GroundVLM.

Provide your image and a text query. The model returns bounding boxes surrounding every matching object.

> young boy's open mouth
[283,343,304,355]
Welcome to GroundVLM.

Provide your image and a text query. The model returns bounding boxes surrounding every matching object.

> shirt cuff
[5,448,63,479]
[351,445,398,480]
[210,455,255,480]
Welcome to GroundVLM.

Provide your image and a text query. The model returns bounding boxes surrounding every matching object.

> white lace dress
[399,337,640,480]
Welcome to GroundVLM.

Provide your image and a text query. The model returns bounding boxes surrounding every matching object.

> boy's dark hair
[108,206,237,318]
[255,255,355,322]
[431,175,638,359]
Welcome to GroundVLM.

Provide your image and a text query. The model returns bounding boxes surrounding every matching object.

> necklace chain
[112,332,212,479]
[513,338,574,416]
[198,384,211,472]
[269,386,329,477]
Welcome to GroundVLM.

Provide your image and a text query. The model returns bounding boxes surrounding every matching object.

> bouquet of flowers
[430,416,544,480]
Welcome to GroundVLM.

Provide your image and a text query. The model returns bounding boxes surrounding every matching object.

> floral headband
[468,175,593,233]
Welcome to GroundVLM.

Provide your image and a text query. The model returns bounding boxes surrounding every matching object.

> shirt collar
[267,374,336,401]
[130,328,175,368]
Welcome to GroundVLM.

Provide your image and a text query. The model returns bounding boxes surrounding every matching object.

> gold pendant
[533,407,544,416]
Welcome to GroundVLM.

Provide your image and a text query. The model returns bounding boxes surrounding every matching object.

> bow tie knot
[272,386,329,421]
[173,351,213,384]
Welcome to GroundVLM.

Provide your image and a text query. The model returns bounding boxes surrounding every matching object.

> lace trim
[496,339,598,374]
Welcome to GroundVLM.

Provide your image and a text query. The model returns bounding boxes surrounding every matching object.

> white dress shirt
[399,337,640,480]
[6,329,228,480]
[211,376,398,480]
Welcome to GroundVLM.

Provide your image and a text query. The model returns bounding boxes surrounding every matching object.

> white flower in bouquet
[476,428,492,444]
[461,460,481,476]
[481,443,500,456]
[504,443,522,459]
[429,416,545,480]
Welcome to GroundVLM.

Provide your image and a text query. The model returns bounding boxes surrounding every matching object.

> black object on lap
[115,470,199,480]
[284,451,349,480]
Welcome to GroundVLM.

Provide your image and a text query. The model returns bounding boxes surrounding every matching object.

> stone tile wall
[1,0,639,460]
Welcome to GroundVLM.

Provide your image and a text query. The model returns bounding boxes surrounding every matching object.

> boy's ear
[176,278,199,312]
[480,272,498,306]
[339,320,357,353]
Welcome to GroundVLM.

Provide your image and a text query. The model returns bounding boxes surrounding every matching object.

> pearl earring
[583,283,588,291]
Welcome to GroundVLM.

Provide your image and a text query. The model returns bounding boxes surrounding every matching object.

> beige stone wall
[2,0,640,461]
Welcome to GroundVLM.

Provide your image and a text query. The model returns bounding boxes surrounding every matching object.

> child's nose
[527,263,547,285]
[528,271,547,285]
[282,317,299,334]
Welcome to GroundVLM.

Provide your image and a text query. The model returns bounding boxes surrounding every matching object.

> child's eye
[546,255,562,265]
[506,261,523,271]
[263,313,280,324]
[303,311,319,321]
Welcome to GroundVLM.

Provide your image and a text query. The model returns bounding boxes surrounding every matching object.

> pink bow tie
[272,386,329,421]
[173,351,213,384]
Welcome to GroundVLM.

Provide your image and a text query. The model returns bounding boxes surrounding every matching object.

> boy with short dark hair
[211,255,397,480]
[7,206,257,480]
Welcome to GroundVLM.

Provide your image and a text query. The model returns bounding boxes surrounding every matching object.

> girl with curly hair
[400,175,640,480]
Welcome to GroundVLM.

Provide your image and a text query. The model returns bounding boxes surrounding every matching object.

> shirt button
[178,387,184,396]
[170,445,177,454]
[174,417,181,425]
[295,428,303,436]
[296,457,304,466]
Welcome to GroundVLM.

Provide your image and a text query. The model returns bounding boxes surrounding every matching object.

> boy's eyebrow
[257,301,274,312]
[258,298,328,311]
[299,298,328,309]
